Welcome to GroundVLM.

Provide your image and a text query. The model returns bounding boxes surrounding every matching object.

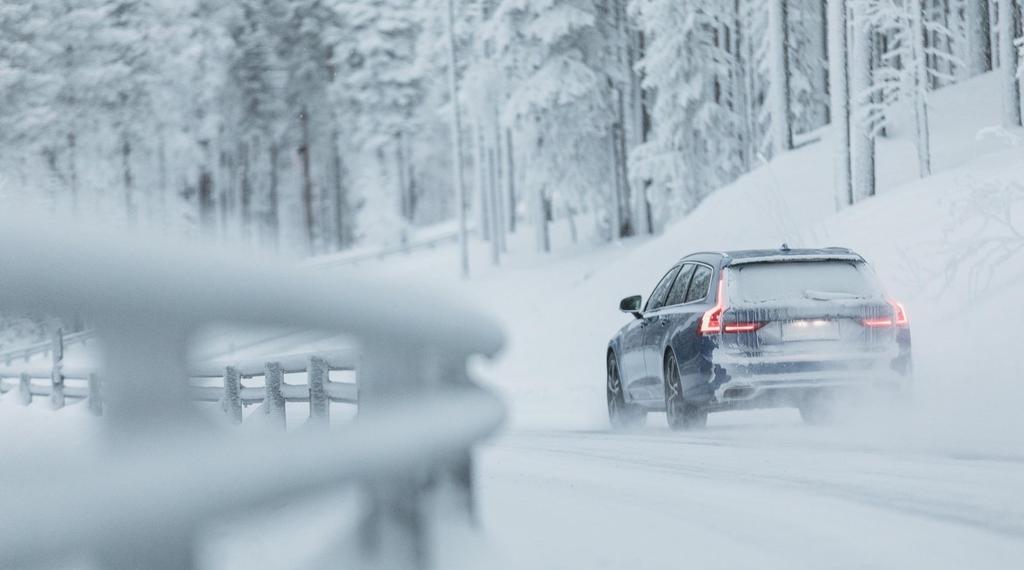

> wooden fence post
[18,373,31,406]
[50,328,64,410]
[87,373,102,416]
[264,362,286,429]
[307,356,330,427]
[221,366,243,424]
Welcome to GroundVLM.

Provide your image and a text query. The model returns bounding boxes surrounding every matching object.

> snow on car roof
[722,248,864,265]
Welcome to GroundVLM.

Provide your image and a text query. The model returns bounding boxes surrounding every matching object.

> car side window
[645,266,681,312]
[664,264,696,307]
[684,265,713,303]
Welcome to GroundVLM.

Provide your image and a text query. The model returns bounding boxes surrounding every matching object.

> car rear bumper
[711,370,908,408]
[704,347,912,410]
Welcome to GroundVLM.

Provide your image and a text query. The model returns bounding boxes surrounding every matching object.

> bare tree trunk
[567,206,578,244]
[531,130,550,253]
[122,132,135,225]
[540,195,552,252]
[633,31,654,235]
[219,142,234,239]
[240,140,252,241]
[474,123,490,241]
[67,132,79,214]
[198,140,216,235]
[1000,0,1023,126]
[733,0,753,171]
[504,128,516,234]
[829,0,853,209]
[299,107,316,253]
[850,4,876,201]
[396,131,409,222]
[330,129,348,251]
[268,143,280,249]
[611,0,633,238]
[157,128,168,224]
[912,0,933,176]
[445,0,470,278]
[612,88,631,238]
[991,0,1001,69]
[487,146,500,265]
[492,119,507,253]
[873,32,888,138]
[810,0,831,127]
[769,0,794,154]
[967,0,993,74]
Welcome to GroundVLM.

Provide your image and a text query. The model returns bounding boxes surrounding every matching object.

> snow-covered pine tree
[221,0,289,245]
[484,0,623,244]
[861,0,947,177]
[332,0,427,248]
[787,0,831,133]
[629,0,744,227]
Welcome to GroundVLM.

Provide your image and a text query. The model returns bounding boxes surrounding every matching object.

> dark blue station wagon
[606,247,913,430]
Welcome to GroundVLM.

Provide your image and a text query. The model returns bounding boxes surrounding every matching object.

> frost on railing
[0,213,505,569]
[0,333,359,427]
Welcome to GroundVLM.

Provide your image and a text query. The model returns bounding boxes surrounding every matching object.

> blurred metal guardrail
[0,214,505,569]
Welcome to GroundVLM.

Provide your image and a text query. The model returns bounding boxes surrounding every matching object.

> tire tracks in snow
[493,429,1024,540]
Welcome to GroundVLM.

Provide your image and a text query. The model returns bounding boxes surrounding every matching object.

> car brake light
[862,300,909,328]
[892,301,909,327]
[698,277,725,335]
[699,275,764,335]
[723,322,766,333]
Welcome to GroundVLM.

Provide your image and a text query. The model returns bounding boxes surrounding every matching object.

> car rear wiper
[802,289,864,301]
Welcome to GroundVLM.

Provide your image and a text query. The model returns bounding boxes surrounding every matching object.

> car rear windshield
[731,261,878,303]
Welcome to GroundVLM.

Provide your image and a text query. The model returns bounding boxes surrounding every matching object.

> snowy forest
[0,0,1021,258]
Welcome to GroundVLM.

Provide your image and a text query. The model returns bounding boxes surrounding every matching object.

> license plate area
[781,319,840,341]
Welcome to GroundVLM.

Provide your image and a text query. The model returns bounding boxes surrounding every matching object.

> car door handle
[659,320,669,328]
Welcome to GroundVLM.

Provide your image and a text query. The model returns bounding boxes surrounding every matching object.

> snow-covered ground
[342,71,1024,568]
[3,72,1024,568]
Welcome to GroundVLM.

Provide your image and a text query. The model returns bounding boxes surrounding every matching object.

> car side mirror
[619,295,643,319]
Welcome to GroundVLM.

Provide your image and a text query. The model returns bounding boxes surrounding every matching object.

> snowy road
[479,413,1024,569]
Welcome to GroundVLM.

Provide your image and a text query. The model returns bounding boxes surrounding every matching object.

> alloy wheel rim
[665,357,681,416]
[608,359,622,416]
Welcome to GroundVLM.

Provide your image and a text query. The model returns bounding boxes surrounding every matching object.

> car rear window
[731,261,878,302]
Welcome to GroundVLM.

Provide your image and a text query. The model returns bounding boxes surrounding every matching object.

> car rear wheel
[664,352,707,431]
[607,353,646,430]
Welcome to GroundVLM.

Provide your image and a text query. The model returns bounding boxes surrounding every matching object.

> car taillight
[723,322,766,333]
[862,300,909,328]
[698,277,725,335]
[699,275,764,335]
[892,301,909,326]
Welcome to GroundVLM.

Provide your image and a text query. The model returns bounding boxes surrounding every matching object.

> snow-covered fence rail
[0,215,505,569]
[0,347,359,423]
[0,328,95,366]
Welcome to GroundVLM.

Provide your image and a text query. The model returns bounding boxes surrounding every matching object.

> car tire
[664,352,707,431]
[607,353,646,430]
